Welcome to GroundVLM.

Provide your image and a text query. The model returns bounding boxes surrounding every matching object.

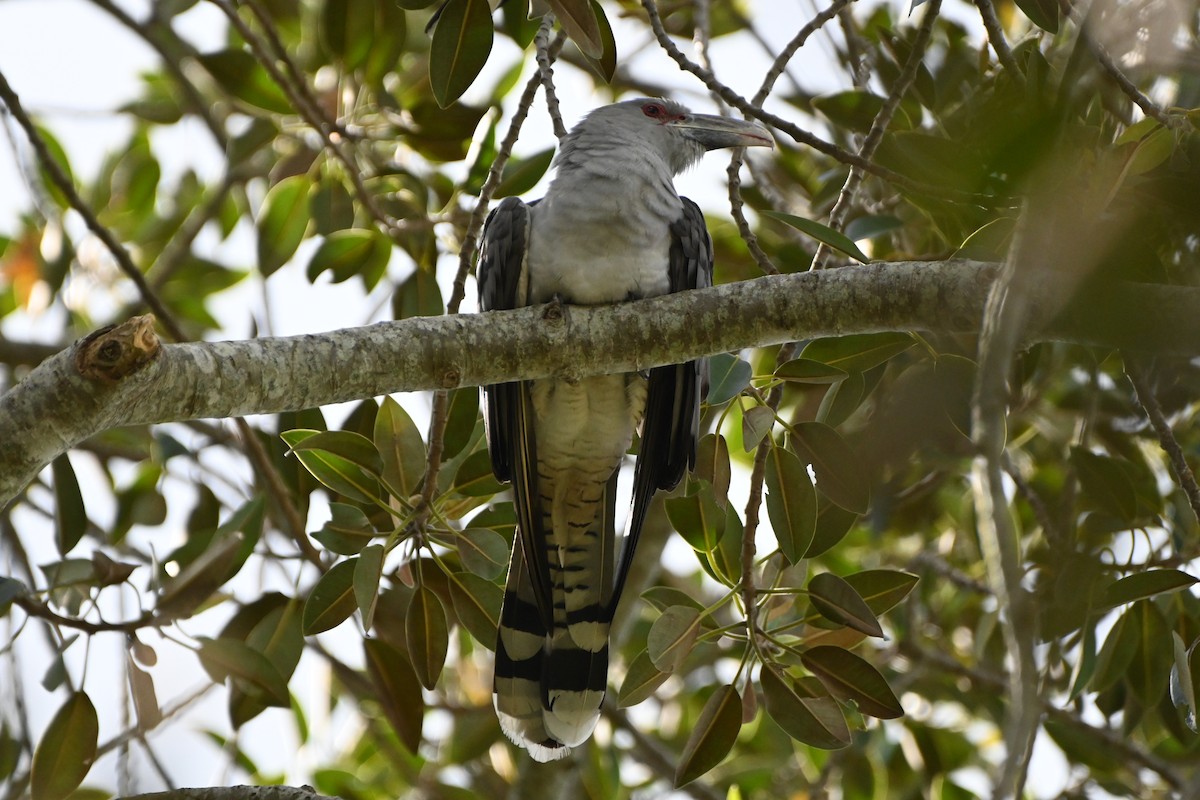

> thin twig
[639,0,1004,207]
[448,31,566,314]
[740,342,799,651]
[1074,12,1173,125]
[753,0,852,106]
[1125,359,1200,528]
[535,15,568,140]
[970,202,1040,799]
[725,0,852,276]
[811,0,942,269]
[234,418,323,567]
[972,0,1020,74]
[902,640,1184,792]
[242,0,346,137]
[726,155,777,274]
[0,68,186,342]
[208,0,410,244]
[13,595,158,635]
[88,0,229,148]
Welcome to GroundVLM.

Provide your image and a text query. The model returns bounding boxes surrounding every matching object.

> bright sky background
[0,0,1078,795]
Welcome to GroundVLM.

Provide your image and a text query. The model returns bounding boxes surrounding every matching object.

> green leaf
[1170,632,1196,731]
[704,503,745,588]
[812,90,891,133]
[0,577,24,617]
[494,147,555,198]
[791,422,870,514]
[156,532,245,618]
[312,502,378,555]
[457,527,509,580]
[33,126,74,209]
[640,586,706,615]
[287,429,383,476]
[394,267,445,318]
[665,490,726,553]
[51,454,87,556]
[1091,605,1141,692]
[1070,447,1140,523]
[321,0,377,69]
[229,600,305,726]
[354,544,384,632]
[366,1,409,82]
[801,646,903,719]
[1116,120,1174,176]
[363,637,425,752]
[675,685,741,786]
[763,211,870,264]
[695,434,731,508]
[375,397,427,497]
[127,656,162,731]
[453,449,504,497]
[843,569,919,616]
[429,0,494,107]
[1127,599,1171,706]
[1013,0,1059,32]
[197,49,292,114]
[449,571,502,648]
[282,429,383,504]
[407,584,450,689]
[741,405,775,451]
[257,175,311,276]
[1069,620,1098,701]
[808,573,884,637]
[1100,570,1198,610]
[807,501,859,558]
[774,358,848,384]
[816,370,865,428]
[311,177,356,236]
[761,666,850,749]
[307,228,392,290]
[196,637,290,707]
[547,0,602,56]
[765,444,816,564]
[578,0,617,81]
[647,605,702,673]
[442,388,479,461]
[801,332,915,374]
[302,558,359,634]
[617,649,670,707]
[30,691,97,800]
[706,353,752,405]
[934,354,977,439]
[844,215,904,242]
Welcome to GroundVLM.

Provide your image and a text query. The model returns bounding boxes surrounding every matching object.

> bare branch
[1125,359,1200,528]
[6,260,1199,509]
[812,0,942,269]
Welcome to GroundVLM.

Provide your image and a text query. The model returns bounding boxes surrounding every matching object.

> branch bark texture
[3,259,1198,506]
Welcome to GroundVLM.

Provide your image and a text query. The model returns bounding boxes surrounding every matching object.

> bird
[476,97,773,761]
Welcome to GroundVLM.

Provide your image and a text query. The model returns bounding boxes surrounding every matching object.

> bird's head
[558,97,774,177]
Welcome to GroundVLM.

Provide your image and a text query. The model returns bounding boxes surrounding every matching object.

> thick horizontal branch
[3,259,1197,506]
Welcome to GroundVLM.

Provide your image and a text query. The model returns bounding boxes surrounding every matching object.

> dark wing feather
[478,197,556,632]
[610,197,713,608]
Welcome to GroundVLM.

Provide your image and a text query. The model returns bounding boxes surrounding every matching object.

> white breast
[525,169,681,305]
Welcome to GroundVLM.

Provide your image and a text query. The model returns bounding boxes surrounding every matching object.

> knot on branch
[74,314,162,383]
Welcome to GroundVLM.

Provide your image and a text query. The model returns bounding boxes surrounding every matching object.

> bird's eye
[642,103,664,118]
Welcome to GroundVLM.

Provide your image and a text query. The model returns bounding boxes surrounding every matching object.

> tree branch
[5,260,1200,506]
